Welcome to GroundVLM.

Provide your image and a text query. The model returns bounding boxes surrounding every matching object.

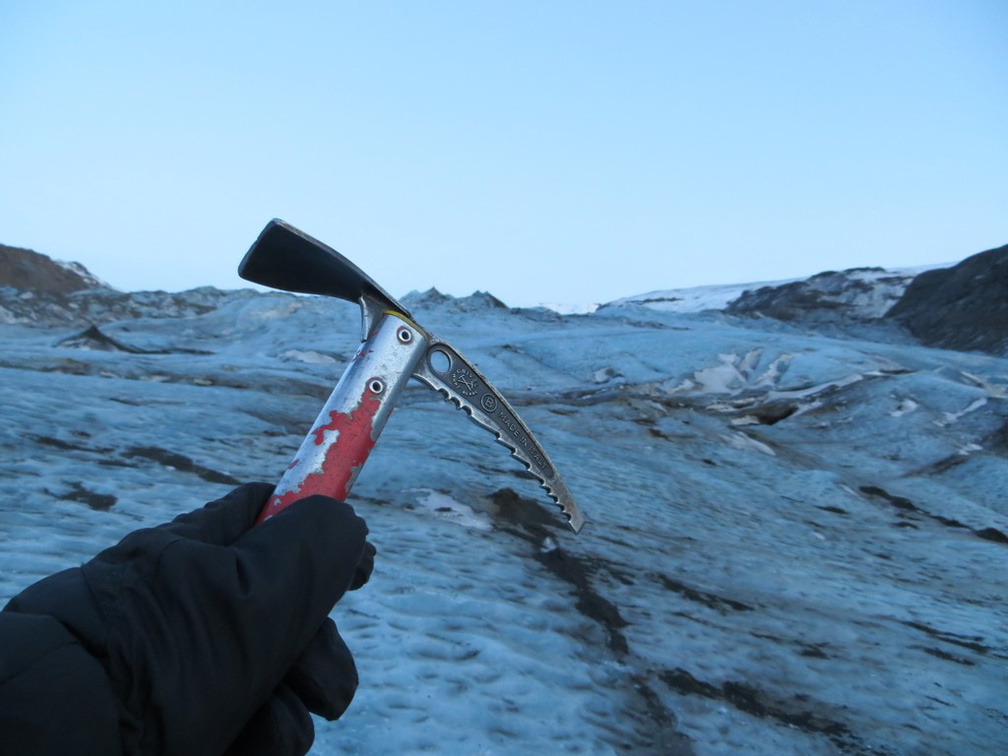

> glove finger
[285,618,359,721]
[231,494,370,609]
[224,683,314,756]
[159,482,274,545]
[350,541,377,591]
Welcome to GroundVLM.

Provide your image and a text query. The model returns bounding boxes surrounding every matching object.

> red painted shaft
[256,387,382,524]
[256,312,428,524]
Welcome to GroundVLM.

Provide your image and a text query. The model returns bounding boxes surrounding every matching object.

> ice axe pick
[239,220,585,533]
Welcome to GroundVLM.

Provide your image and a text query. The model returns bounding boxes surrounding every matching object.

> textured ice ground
[1,287,1006,755]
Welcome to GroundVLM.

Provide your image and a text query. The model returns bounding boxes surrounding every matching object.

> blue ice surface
[1,284,1006,754]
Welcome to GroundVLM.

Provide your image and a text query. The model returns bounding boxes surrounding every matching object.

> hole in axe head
[429,349,452,374]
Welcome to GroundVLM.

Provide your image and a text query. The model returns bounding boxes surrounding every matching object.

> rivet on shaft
[369,379,385,394]
[397,327,413,344]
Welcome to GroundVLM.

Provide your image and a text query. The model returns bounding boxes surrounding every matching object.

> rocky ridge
[724,267,917,322]
[5,241,1008,360]
[887,243,1008,355]
[0,243,106,294]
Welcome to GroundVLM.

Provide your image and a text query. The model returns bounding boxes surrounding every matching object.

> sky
[1,1,1006,308]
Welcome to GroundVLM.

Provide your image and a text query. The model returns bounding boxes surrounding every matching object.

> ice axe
[239,220,585,533]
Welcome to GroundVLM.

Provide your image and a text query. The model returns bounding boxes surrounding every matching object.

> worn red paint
[256,387,382,523]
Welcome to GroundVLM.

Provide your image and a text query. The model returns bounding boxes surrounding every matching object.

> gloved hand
[0,483,376,756]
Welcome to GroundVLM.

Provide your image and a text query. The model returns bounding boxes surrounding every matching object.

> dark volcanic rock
[57,324,151,353]
[0,244,104,293]
[726,268,914,322]
[55,323,214,355]
[886,244,1008,355]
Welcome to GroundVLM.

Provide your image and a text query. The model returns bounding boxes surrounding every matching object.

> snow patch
[890,398,920,417]
[409,489,493,530]
[607,279,798,313]
[593,367,618,384]
[541,302,600,315]
[936,397,988,427]
[755,354,793,386]
[691,354,749,394]
[960,371,1008,399]
[280,349,338,364]
[57,259,110,290]
[766,372,865,402]
[722,431,776,456]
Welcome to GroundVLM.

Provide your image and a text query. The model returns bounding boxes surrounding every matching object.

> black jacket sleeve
[0,611,120,755]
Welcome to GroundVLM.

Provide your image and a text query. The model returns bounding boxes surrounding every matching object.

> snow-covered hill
[0,242,107,293]
[604,264,951,320]
[604,279,793,315]
[1,253,1007,754]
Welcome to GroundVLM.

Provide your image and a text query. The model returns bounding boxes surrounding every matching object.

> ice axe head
[239,219,410,342]
[239,219,585,533]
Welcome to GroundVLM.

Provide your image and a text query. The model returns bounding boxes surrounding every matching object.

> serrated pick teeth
[423,381,584,533]
[494,431,584,533]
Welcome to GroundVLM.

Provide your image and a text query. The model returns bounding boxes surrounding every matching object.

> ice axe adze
[239,219,585,533]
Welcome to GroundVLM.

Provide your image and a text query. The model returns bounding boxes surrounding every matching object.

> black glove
[0,483,376,756]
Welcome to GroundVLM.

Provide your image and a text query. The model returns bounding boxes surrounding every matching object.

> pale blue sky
[2,1,1006,306]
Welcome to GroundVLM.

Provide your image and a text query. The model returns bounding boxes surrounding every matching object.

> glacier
[1,277,1006,755]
